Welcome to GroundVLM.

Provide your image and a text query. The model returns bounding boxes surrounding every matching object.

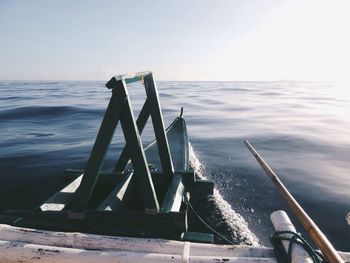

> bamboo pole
[244,139,344,263]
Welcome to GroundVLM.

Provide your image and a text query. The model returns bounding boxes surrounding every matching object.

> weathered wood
[182,232,214,244]
[192,180,214,196]
[0,240,283,263]
[144,73,174,179]
[97,172,134,211]
[69,87,127,212]
[40,174,83,211]
[114,99,151,172]
[245,139,344,263]
[0,223,273,257]
[160,170,196,213]
[2,223,350,261]
[161,173,185,212]
[0,240,184,263]
[177,170,195,186]
[107,71,151,86]
[120,98,159,212]
[1,210,187,239]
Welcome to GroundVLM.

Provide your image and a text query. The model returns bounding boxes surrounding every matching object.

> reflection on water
[0,80,349,250]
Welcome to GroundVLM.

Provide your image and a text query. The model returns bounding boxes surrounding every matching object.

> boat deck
[0,223,349,263]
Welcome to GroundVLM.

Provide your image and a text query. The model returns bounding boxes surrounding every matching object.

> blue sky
[0,0,349,81]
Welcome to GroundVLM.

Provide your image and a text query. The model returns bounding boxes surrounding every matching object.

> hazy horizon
[1,0,349,82]
[0,78,335,82]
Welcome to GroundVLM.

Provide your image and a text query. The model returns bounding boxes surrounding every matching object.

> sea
[0,80,349,251]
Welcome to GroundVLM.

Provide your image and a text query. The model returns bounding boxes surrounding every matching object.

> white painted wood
[98,172,134,211]
[0,224,264,257]
[1,223,349,262]
[0,224,274,258]
[270,210,313,263]
[0,240,181,263]
[0,240,280,263]
[40,174,83,211]
[183,241,190,263]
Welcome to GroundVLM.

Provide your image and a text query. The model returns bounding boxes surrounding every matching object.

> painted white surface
[270,210,313,263]
[0,223,349,262]
[0,224,273,258]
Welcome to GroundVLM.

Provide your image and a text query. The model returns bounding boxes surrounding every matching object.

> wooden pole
[244,139,344,263]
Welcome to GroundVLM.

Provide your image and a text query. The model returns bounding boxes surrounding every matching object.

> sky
[0,0,349,81]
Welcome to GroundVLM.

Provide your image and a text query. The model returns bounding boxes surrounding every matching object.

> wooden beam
[97,172,134,211]
[40,174,83,211]
[0,223,289,258]
[1,210,187,239]
[161,173,185,213]
[114,99,151,172]
[120,98,159,212]
[160,170,196,213]
[144,73,174,179]
[69,86,126,211]
[107,71,151,86]
[181,232,214,244]
[192,180,214,196]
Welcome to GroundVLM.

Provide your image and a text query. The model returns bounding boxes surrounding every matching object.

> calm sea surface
[0,80,349,250]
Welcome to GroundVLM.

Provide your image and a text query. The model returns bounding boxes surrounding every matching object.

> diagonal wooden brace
[144,73,174,180]
[69,84,126,211]
[119,98,159,212]
[113,99,151,172]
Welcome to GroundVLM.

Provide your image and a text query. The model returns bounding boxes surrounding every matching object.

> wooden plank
[161,174,185,213]
[106,71,151,86]
[144,73,174,179]
[1,210,187,239]
[0,240,283,263]
[97,172,134,211]
[161,170,196,213]
[0,223,273,257]
[40,174,83,211]
[158,115,190,212]
[120,98,159,212]
[181,232,214,243]
[114,99,151,172]
[191,180,214,196]
[69,84,126,212]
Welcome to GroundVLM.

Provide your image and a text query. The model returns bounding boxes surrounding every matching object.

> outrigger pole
[244,139,344,263]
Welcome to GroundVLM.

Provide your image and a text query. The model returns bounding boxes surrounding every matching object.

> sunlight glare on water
[0,80,349,250]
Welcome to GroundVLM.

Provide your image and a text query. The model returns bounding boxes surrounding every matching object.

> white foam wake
[189,144,260,246]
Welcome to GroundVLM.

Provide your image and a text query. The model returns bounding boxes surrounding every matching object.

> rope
[184,195,239,245]
[270,230,327,263]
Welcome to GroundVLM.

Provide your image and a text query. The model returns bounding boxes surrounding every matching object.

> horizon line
[0,79,330,83]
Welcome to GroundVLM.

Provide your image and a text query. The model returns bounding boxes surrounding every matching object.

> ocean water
[0,80,349,250]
